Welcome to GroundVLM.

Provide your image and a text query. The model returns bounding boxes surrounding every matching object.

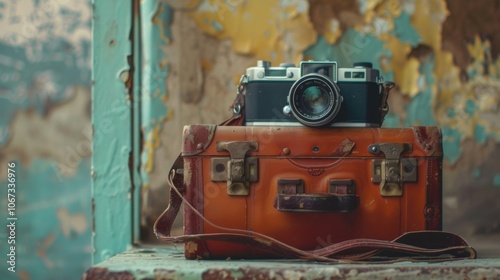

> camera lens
[289,74,342,127]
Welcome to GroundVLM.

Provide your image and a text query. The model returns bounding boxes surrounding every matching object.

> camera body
[243,60,384,127]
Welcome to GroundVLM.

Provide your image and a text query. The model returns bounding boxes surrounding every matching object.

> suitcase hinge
[369,143,418,197]
[211,141,259,196]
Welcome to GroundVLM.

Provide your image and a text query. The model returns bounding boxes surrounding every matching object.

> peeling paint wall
[0,0,92,279]
[144,0,500,243]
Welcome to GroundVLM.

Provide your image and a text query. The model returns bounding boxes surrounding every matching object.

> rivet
[282,147,290,155]
[425,207,433,215]
[196,143,203,150]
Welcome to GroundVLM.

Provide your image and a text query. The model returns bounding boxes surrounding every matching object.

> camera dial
[288,74,342,127]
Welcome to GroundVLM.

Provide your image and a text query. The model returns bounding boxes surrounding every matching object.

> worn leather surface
[151,110,472,261]
[176,125,443,258]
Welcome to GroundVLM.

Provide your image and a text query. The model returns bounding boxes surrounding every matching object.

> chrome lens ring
[289,74,342,127]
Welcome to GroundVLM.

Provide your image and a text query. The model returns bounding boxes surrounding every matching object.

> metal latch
[211,141,258,196]
[369,143,417,196]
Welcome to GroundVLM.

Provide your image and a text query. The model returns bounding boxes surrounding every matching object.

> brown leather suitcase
[180,124,443,259]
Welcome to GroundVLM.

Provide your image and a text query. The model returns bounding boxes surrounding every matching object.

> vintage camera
[241,60,387,127]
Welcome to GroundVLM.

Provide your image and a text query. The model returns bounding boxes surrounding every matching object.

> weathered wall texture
[145,0,500,242]
[0,0,92,279]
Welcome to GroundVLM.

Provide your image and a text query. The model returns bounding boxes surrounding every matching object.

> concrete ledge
[83,246,500,279]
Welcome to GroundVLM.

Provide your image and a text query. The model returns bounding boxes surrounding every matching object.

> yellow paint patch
[323,19,342,44]
[410,0,448,51]
[144,124,162,173]
[383,35,420,97]
[433,34,500,138]
[187,0,317,64]
[152,4,172,44]
[354,0,401,37]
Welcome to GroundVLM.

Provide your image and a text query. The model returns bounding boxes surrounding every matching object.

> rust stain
[82,267,136,280]
[442,0,500,70]
[153,269,178,279]
[309,0,363,44]
[119,70,131,89]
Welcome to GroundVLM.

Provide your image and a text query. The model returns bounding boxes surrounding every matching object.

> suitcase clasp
[212,141,259,196]
[369,143,418,197]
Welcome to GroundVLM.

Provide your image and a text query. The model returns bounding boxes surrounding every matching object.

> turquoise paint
[136,0,173,242]
[404,55,436,126]
[0,40,91,145]
[390,12,422,47]
[474,124,491,144]
[465,98,477,116]
[473,168,481,178]
[467,68,479,80]
[139,0,172,192]
[441,126,462,165]
[212,20,223,32]
[0,1,92,278]
[304,27,478,165]
[87,247,500,279]
[92,0,134,265]
[0,159,91,280]
[139,0,171,133]
[494,174,500,186]
[382,114,401,128]
[404,88,437,126]
[304,30,387,70]
[447,108,456,118]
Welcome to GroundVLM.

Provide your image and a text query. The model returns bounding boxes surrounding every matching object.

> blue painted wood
[92,0,134,264]
[83,247,500,279]
[0,1,92,278]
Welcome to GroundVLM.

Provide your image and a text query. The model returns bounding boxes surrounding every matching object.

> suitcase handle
[274,193,359,213]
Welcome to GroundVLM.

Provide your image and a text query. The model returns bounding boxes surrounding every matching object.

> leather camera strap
[154,169,476,263]
[153,113,244,238]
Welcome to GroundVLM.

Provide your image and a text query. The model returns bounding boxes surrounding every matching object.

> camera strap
[380,81,395,122]
[154,168,477,263]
